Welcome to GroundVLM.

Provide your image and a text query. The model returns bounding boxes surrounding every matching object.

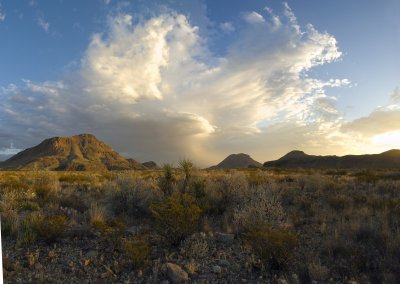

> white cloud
[220,22,235,32]
[0,5,356,166]
[37,15,50,33]
[391,87,400,103]
[0,3,5,22]
[243,11,265,24]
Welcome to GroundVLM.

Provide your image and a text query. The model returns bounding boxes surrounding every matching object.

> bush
[106,174,161,217]
[32,172,60,200]
[150,192,202,245]
[180,233,209,259]
[122,235,151,269]
[88,203,107,229]
[35,215,67,243]
[232,185,285,233]
[243,225,298,271]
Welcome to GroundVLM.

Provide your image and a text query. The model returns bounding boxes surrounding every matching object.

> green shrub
[122,235,151,269]
[35,215,67,242]
[243,225,298,271]
[150,192,202,245]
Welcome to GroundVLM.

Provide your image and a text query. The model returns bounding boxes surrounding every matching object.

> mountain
[0,134,144,171]
[142,161,160,169]
[209,153,262,169]
[263,149,400,169]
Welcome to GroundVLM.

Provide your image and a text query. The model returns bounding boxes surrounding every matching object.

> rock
[166,263,189,283]
[126,226,140,235]
[85,250,98,258]
[278,279,288,284]
[212,265,222,274]
[34,263,43,270]
[215,232,234,244]
[218,259,230,267]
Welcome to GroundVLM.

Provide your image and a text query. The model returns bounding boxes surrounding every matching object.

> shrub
[328,196,349,213]
[243,225,298,271]
[180,233,209,259]
[1,210,19,237]
[202,171,248,215]
[88,203,107,229]
[122,235,151,269]
[106,174,161,217]
[35,215,67,243]
[232,185,285,233]
[17,212,43,246]
[150,192,202,245]
[17,200,40,212]
[159,163,175,195]
[179,159,194,192]
[32,172,60,200]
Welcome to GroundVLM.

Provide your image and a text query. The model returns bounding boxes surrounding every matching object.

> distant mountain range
[209,153,262,169]
[263,150,400,169]
[1,134,399,171]
[0,134,157,171]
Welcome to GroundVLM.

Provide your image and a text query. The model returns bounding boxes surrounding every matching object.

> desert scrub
[159,163,176,195]
[150,192,202,245]
[243,225,298,271]
[122,235,151,269]
[232,184,285,233]
[35,215,67,243]
[17,211,43,246]
[32,171,60,201]
[88,202,107,229]
[202,171,249,215]
[106,174,161,217]
[180,233,209,259]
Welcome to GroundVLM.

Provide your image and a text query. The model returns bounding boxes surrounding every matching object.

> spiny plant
[179,159,193,193]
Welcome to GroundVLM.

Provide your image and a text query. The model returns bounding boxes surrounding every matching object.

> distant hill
[0,134,145,171]
[209,153,262,169]
[142,161,160,170]
[263,149,400,169]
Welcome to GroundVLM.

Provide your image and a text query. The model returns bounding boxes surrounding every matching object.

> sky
[0,0,399,166]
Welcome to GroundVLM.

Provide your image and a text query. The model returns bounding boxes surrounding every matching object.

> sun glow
[370,131,400,149]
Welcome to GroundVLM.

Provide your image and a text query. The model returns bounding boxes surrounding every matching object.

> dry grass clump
[88,202,107,229]
[31,171,60,201]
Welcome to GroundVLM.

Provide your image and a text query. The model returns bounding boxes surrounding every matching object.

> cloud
[243,11,265,24]
[391,87,400,103]
[342,107,400,137]
[0,4,353,165]
[220,22,234,32]
[0,3,5,22]
[0,143,22,157]
[37,15,50,33]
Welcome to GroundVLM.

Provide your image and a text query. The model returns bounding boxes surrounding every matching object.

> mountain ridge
[0,134,145,171]
[209,153,262,169]
[264,149,400,169]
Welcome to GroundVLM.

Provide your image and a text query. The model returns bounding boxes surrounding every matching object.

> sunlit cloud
[0,4,362,165]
